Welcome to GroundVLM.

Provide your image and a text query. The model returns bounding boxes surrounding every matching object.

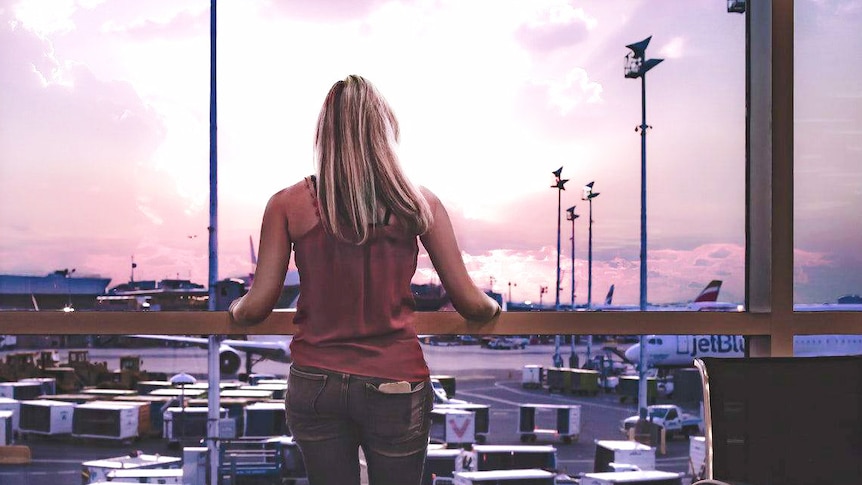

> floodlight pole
[551,168,568,369]
[625,36,663,419]
[207,1,223,482]
[566,206,579,367]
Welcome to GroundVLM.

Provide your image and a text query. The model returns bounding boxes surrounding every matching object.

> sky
[0,0,860,306]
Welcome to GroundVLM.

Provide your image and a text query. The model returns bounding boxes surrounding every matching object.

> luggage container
[81,452,182,484]
[106,468,184,483]
[147,387,207,401]
[73,402,139,441]
[430,408,475,448]
[617,376,657,404]
[220,388,275,401]
[435,403,490,444]
[188,397,251,437]
[423,446,461,485]
[0,397,20,433]
[239,384,287,400]
[43,393,98,405]
[0,410,13,445]
[456,445,556,473]
[593,440,656,473]
[452,469,556,485]
[217,438,284,485]
[0,381,44,400]
[19,399,74,436]
[19,377,56,396]
[521,365,544,389]
[163,406,227,446]
[114,395,174,438]
[136,380,173,395]
[431,375,457,399]
[579,470,683,485]
[517,404,580,443]
[688,435,706,479]
[80,388,139,400]
[568,368,600,395]
[545,367,571,393]
[244,401,288,437]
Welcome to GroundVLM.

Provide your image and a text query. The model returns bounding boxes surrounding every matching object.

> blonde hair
[314,75,432,244]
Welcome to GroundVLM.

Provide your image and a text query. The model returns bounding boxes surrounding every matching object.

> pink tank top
[289,177,429,381]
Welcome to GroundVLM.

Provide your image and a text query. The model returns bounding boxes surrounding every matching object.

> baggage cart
[217,438,283,485]
[435,402,490,443]
[163,406,227,447]
[456,445,556,473]
[430,408,475,448]
[593,440,655,473]
[19,399,74,436]
[431,375,457,399]
[521,365,544,389]
[452,469,556,484]
[243,401,288,437]
[0,410,13,445]
[72,402,139,441]
[81,452,181,484]
[0,398,20,434]
[423,446,461,485]
[106,468,184,483]
[517,404,580,443]
[618,376,657,404]
[265,436,307,483]
[579,470,682,485]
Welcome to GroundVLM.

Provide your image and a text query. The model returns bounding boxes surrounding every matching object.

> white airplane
[625,333,862,368]
[592,280,742,312]
[130,333,292,376]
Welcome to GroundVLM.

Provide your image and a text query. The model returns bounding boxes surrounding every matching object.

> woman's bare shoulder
[418,185,441,208]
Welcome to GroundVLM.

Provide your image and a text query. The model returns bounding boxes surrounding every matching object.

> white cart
[517,403,580,444]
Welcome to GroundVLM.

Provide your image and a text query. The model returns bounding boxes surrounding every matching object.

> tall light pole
[582,182,599,363]
[566,206,579,368]
[625,35,663,419]
[551,168,568,369]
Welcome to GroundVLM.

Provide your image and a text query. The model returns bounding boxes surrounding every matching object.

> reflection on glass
[794,1,862,305]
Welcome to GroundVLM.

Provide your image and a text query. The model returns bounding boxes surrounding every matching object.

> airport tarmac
[0,343,698,484]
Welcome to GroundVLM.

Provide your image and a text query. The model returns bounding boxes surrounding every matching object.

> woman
[228,74,500,485]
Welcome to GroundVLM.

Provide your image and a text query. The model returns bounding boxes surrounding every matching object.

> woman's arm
[419,188,501,322]
[229,191,292,325]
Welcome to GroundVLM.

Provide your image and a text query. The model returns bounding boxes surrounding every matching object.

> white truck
[620,404,701,439]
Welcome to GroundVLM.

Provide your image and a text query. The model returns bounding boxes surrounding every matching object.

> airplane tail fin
[693,280,722,303]
[604,284,615,305]
[249,235,258,266]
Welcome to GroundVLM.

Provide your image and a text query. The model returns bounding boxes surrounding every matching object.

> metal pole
[586,198,593,362]
[637,73,649,418]
[555,187,562,311]
[570,217,576,365]
[207,1,222,483]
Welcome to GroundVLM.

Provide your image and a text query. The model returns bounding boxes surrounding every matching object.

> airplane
[130,333,292,377]
[592,280,742,312]
[625,333,862,368]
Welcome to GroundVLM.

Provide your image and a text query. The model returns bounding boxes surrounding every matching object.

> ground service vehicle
[619,405,701,439]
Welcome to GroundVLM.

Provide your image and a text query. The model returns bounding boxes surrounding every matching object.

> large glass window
[1,1,746,312]
[794,0,862,307]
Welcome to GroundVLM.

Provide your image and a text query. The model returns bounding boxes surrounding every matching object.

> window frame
[1,1,860,355]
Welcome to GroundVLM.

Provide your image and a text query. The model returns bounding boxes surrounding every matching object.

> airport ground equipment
[423,446,462,485]
[0,397,20,433]
[216,438,294,485]
[517,403,581,443]
[72,401,141,442]
[39,393,97,404]
[81,452,182,484]
[620,404,701,439]
[182,446,208,485]
[106,468,184,483]
[80,387,139,400]
[243,401,288,437]
[163,406,227,447]
[593,440,656,473]
[240,382,287,399]
[19,376,56,396]
[136,379,173,395]
[188,397,252,437]
[0,410,13,445]
[436,402,490,444]
[451,468,556,484]
[688,436,706,480]
[618,376,657,404]
[264,436,306,484]
[431,375,457,398]
[114,395,174,438]
[546,367,600,395]
[521,365,544,389]
[455,444,557,473]
[18,399,74,436]
[579,470,683,485]
[0,381,44,400]
[431,408,475,448]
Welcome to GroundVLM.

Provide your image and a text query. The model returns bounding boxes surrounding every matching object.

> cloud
[102,8,208,40]
[658,36,685,59]
[515,4,596,54]
[260,0,387,22]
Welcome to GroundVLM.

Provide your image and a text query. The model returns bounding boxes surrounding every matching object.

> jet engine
[219,346,242,375]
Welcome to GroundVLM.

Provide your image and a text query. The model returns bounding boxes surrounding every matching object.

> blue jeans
[286,364,433,485]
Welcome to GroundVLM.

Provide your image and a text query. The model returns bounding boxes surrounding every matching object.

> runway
[0,343,697,484]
